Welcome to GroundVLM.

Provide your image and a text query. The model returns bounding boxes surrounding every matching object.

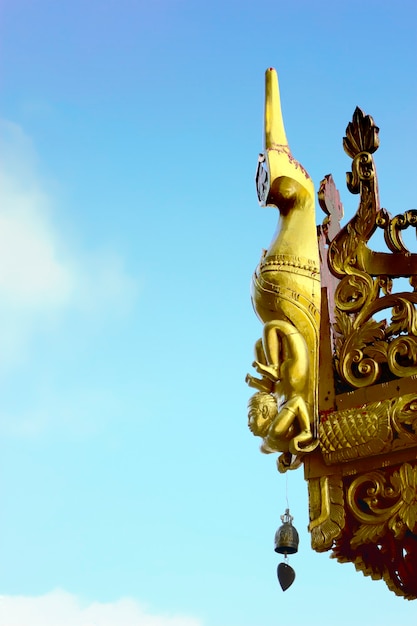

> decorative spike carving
[343,107,380,158]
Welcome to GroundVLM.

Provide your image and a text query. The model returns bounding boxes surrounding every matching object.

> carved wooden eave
[247,71,417,599]
[306,107,417,600]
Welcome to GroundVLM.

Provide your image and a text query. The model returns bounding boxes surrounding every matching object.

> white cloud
[0,120,74,309]
[0,590,204,626]
[0,119,137,368]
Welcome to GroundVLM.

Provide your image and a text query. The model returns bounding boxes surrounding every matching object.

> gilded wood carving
[247,68,417,599]
[246,69,320,472]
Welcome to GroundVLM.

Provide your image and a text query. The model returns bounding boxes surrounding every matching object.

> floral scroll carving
[330,463,417,600]
[322,108,417,392]
[347,463,417,546]
[311,106,417,600]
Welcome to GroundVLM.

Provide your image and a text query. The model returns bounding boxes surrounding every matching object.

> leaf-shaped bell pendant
[274,508,299,591]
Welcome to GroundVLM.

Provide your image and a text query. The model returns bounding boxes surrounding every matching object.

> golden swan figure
[246,68,321,472]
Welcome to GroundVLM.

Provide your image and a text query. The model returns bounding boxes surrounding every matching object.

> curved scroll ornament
[326,108,417,392]
[330,463,417,599]
[391,394,417,447]
[347,464,417,543]
[377,209,417,254]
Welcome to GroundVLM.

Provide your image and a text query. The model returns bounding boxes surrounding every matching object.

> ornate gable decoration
[247,69,417,600]
[309,105,417,600]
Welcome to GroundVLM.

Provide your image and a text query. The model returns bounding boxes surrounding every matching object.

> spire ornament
[247,68,417,599]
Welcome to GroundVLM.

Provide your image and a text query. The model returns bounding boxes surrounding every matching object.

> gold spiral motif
[347,463,417,548]
[340,348,380,388]
[387,336,417,377]
[335,274,372,313]
[347,470,401,525]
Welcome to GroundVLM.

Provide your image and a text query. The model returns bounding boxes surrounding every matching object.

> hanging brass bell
[274,508,299,555]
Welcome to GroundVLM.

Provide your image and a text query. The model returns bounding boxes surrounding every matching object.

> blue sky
[0,0,416,624]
